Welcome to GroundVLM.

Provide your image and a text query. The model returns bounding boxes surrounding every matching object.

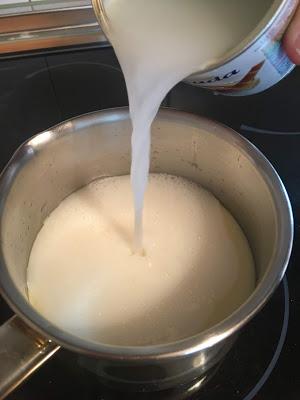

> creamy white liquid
[27,174,255,345]
[27,1,270,344]
[102,0,272,250]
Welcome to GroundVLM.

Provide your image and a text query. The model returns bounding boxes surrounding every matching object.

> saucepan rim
[0,107,293,361]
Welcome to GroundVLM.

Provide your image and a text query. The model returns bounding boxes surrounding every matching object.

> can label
[185,0,298,96]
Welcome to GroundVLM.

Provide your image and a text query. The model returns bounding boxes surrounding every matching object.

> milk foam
[27,174,255,345]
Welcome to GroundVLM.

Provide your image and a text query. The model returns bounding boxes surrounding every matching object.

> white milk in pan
[27,175,255,346]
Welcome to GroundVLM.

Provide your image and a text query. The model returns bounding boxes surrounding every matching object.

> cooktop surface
[0,48,299,399]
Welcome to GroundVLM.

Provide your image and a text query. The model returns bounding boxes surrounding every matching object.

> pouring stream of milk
[26,0,271,344]
[102,0,271,252]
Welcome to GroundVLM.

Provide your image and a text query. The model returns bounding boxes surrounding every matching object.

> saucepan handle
[0,315,60,399]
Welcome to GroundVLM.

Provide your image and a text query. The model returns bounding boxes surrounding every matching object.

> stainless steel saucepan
[0,108,293,398]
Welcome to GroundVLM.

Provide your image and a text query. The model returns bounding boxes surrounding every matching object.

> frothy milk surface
[27,174,255,346]
[102,0,272,248]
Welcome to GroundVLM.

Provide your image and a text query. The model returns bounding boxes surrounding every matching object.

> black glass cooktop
[0,48,299,399]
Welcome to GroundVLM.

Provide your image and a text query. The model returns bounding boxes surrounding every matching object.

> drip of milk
[102,0,272,251]
[27,174,255,346]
